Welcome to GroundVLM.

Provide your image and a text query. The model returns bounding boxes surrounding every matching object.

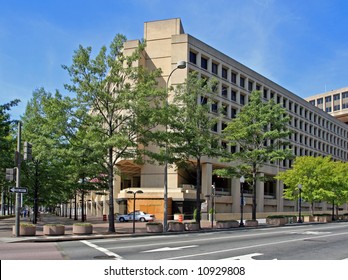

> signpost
[9,187,28,194]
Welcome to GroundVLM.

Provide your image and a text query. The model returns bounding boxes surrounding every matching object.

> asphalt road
[55,222,348,260]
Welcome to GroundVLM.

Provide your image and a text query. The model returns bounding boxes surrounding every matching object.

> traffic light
[5,168,16,181]
[24,141,32,160]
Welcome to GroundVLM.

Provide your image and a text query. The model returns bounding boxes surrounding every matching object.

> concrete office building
[306,87,348,124]
[84,19,348,220]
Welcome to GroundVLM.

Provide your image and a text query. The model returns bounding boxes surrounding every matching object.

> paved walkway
[0,214,256,243]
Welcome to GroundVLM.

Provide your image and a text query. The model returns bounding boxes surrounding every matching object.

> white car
[117,211,155,222]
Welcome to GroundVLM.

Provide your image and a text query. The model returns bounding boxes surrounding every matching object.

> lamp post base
[239,222,245,227]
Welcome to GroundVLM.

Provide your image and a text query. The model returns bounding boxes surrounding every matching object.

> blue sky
[1,0,348,119]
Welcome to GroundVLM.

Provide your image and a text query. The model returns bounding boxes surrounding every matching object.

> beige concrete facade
[306,87,348,124]
[85,18,348,220]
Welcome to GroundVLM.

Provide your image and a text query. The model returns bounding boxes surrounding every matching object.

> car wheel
[140,217,146,222]
[119,217,125,222]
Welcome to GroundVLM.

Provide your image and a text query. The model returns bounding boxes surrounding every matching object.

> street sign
[9,187,28,194]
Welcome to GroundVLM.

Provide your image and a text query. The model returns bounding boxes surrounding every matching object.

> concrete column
[201,162,213,197]
[256,174,264,213]
[231,178,240,213]
[113,174,121,214]
[276,180,284,212]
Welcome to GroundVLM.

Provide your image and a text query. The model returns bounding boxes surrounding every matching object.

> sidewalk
[0,214,266,243]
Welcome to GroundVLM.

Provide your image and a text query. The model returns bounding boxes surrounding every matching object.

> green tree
[63,34,164,232]
[276,156,334,215]
[21,88,72,221]
[168,72,222,226]
[218,91,292,220]
[0,99,20,215]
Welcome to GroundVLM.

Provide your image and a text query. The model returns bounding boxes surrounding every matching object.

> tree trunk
[33,160,40,224]
[107,146,115,233]
[195,158,202,228]
[252,164,257,221]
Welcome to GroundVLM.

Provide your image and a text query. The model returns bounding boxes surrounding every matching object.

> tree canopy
[216,90,293,220]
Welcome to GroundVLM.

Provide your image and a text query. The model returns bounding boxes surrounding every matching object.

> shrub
[73,223,92,226]
[19,223,35,227]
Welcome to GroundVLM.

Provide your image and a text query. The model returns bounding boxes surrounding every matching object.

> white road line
[163,231,348,260]
[80,240,123,259]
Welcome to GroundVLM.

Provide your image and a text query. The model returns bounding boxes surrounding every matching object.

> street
[52,222,348,260]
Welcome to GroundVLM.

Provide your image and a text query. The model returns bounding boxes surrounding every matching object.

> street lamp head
[176,60,186,69]
[298,184,302,189]
[240,176,245,183]
[127,190,144,195]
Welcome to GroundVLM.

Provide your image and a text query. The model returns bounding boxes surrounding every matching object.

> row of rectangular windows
[309,91,348,105]
[190,49,347,139]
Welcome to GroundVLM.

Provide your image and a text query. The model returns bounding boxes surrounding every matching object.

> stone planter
[167,222,184,232]
[216,220,239,228]
[146,223,163,233]
[303,216,316,222]
[286,216,297,224]
[245,220,258,227]
[266,217,287,226]
[315,215,332,223]
[342,215,348,221]
[73,223,93,235]
[229,220,240,228]
[43,224,65,236]
[184,222,200,231]
[13,224,36,236]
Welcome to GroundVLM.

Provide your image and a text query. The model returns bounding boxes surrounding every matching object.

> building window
[231,72,237,84]
[231,107,237,118]
[211,101,218,113]
[248,81,253,92]
[263,89,268,99]
[334,105,341,111]
[240,77,245,88]
[309,100,315,105]
[222,85,228,98]
[343,91,348,98]
[325,96,332,102]
[200,96,208,105]
[211,123,218,132]
[189,51,197,64]
[240,94,245,105]
[201,57,208,70]
[334,94,340,100]
[325,106,332,112]
[343,102,348,109]
[222,67,228,79]
[222,104,228,116]
[212,62,218,75]
[231,145,236,154]
[231,90,237,102]
[317,98,323,104]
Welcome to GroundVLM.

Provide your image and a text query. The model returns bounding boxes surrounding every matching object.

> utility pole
[15,121,22,237]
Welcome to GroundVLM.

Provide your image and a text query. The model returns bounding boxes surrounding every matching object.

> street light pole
[239,176,245,227]
[211,183,215,228]
[163,60,186,233]
[127,190,143,233]
[297,184,303,223]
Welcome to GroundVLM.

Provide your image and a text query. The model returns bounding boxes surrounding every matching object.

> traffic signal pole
[15,121,22,237]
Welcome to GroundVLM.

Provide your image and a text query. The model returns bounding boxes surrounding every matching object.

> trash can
[103,214,107,221]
